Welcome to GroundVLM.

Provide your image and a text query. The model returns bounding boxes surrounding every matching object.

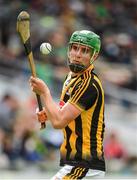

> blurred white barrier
[105,82,137,105]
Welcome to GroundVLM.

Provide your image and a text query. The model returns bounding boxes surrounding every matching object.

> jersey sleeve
[68,80,98,111]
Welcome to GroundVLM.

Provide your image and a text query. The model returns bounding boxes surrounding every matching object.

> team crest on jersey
[59,100,65,108]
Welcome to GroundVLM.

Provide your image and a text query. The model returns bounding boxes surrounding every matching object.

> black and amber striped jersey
[59,65,105,171]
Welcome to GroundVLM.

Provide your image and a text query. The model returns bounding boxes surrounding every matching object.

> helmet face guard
[68,30,101,73]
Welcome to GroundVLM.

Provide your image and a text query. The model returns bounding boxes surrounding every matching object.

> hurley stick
[17,11,46,129]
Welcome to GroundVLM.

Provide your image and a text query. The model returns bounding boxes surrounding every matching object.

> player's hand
[29,76,49,95]
[36,107,48,123]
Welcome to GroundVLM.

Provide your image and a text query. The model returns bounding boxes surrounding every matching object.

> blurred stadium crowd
[0,0,137,178]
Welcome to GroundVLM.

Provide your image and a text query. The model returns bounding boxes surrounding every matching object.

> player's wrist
[42,88,50,98]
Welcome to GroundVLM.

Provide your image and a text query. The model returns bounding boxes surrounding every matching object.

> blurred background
[0,0,137,179]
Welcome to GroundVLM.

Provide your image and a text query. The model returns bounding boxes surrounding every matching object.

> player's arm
[43,99,81,129]
[30,76,81,129]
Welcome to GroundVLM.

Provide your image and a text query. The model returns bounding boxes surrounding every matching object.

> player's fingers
[29,76,34,83]
[30,77,38,85]
[30,85,36,92]
[30,82,39,92]
[29,79,36,88]
[31,76,41,82]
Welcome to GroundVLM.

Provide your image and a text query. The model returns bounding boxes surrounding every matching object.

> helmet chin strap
[68,62,86,73]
